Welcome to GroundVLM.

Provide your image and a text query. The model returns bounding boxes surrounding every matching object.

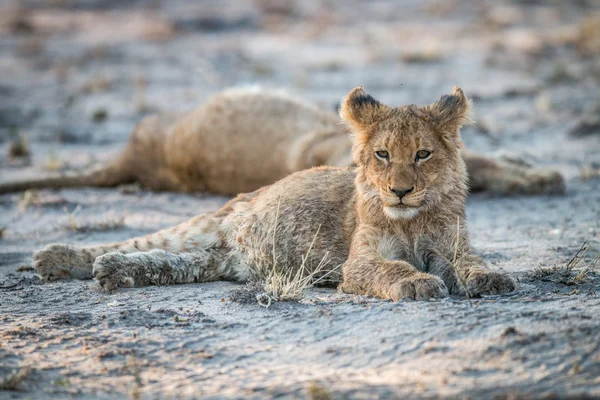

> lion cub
[32,87,515,300]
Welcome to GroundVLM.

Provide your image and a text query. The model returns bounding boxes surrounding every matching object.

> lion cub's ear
[339,87,388,137]
[428,86,473,141]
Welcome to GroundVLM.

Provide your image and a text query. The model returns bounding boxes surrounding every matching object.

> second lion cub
[32,87,515,300]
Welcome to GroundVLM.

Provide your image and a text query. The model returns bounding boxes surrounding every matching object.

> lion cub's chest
[377,230,431,270]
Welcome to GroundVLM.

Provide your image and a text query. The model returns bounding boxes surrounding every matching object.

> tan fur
[33,87,516,301]
[0,87,564,196]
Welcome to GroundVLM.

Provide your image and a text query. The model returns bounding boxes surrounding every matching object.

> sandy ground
[1,0,600,398]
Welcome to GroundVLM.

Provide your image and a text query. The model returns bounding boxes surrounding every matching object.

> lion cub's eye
[415,150,432,161]
[375,150,389,159]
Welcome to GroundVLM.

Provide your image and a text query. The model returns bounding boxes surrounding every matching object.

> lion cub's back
[165,88,341,194]
[225,166,357,280]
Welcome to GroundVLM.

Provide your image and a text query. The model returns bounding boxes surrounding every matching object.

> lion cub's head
[340,86,472,220]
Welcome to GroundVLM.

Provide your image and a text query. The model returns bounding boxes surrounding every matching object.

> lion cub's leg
[463,150,565,195]
[342,258,449,301]
[92,249,231,291]
[429,252,516,297]
[454,255,516,297]
[341,229,449,301]
[33,244,97,280]
[33,212,225,281]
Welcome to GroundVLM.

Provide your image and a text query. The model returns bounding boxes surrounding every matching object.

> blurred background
[0,0,599,179]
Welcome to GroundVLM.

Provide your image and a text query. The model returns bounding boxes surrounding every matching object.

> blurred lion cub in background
[0,87,564,196]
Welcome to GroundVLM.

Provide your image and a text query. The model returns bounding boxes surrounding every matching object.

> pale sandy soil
[1,0,600,398]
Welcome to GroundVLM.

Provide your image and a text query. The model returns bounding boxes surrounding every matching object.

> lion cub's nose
[390,186,414,199]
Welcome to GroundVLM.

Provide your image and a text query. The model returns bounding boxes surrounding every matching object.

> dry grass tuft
[307,381,332,400]
[547,62,577,84]
[79,75,112,94]
[0,368,31,391]
[252,61,274,77]
[8,134,30,159]
[575,16,600,56]
[141,17,175,42]
[92,108,108,123]
[570,101,600,138]
[450,216,471,299]
[579,163,600,181]
[0,226,5,239]
[425,1,457,17]
[231,196,340,307]
[18,189,39,211]
[62,206,125,233]
[432,216,471,299]
[401,39,443,64]
[262,223,340,306]
[255,0,297,16]
[63,205,82,231]
[44,148,65,172]
[527,242,599,286]
[262,253,337,305]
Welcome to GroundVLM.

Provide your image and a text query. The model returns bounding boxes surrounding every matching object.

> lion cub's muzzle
[400,188,426,207]
[383,187,427,208]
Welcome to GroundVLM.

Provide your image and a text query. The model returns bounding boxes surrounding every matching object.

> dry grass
[125,354,143,400]
[262,249,338,306]
[262,211,340,306]
[0,368,31,391]
[570,101,600,138]
[18,189,39,211]
[92,108,108,123]
[431,216,471,299]
[8,134,30,159]
[255,0,297,16]
[18,36,43,56]
[575,16,600,56]
[450,216,471,298]
[252,61,274,77]
[527,242,599,286]
[62,206,125,233]
[263,194,317,305]
[140,17,175,42]
[425,0,457,17]
[307,381,332,400]
[44,148,65,171]
[535,91,552,113]
[79,75,112,94]
[0,225,5,239]
[63,205,82,231]
[401,40,443,64]
[231,196,340,307]
[579,162,600,181]
[546,62,577,84]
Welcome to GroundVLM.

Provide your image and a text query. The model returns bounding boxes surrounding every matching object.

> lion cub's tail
[0,157,134,194]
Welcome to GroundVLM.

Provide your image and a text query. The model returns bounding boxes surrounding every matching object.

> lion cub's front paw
[466,270,516,296]
[389,274,449,301]
[33,244,93,281]
[93,253,135,292]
